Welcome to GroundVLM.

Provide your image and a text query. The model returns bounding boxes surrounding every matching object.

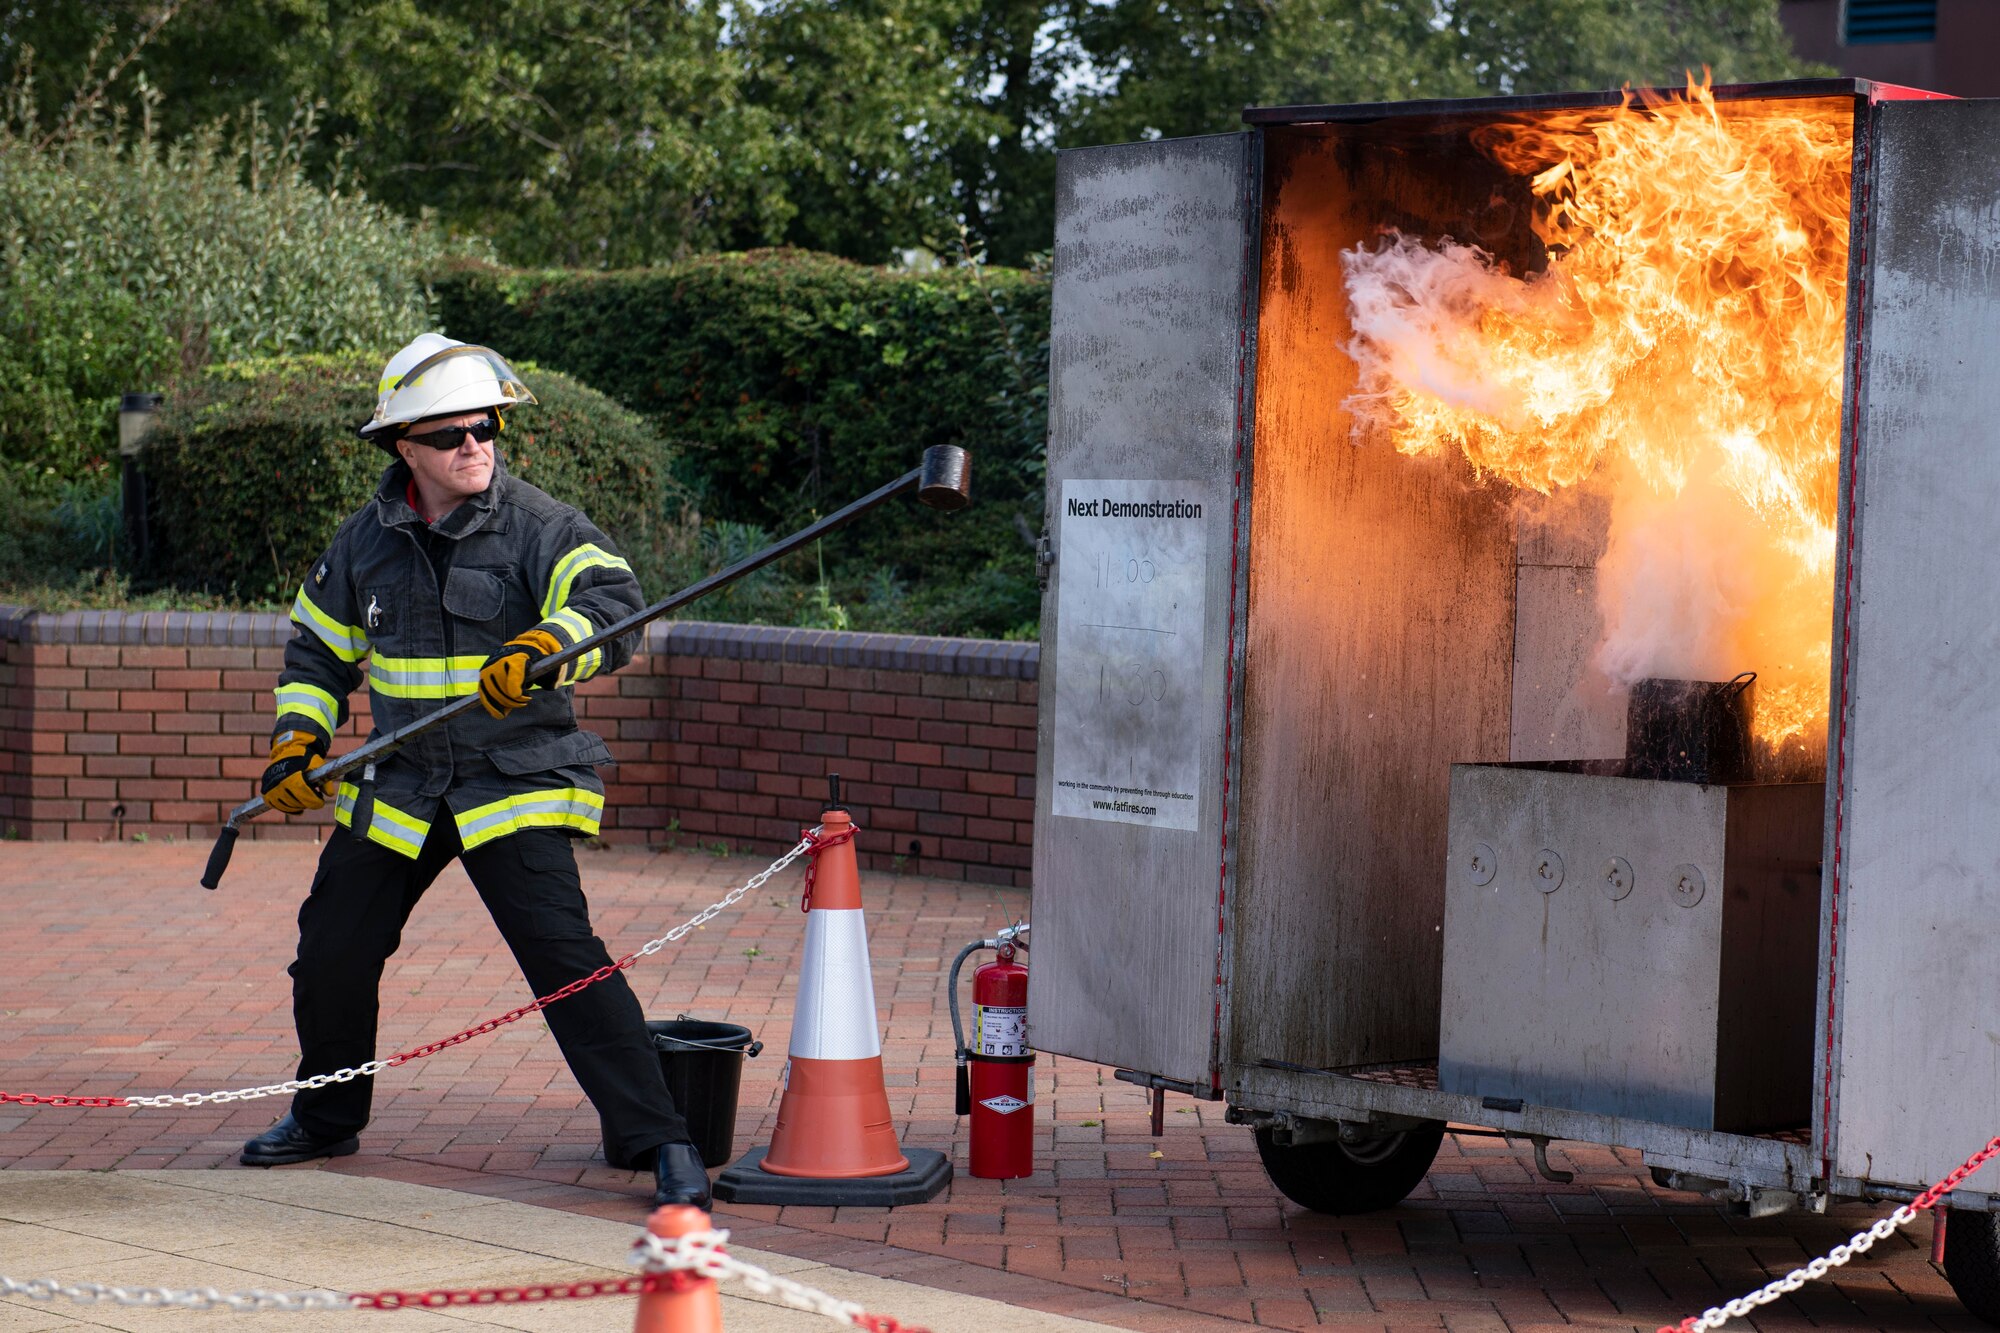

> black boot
[653,1141,712,1209]
[241,1114,360,1167]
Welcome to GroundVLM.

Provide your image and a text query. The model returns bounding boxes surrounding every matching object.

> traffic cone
[713,797,951,1206]
[633,1205,723,1333]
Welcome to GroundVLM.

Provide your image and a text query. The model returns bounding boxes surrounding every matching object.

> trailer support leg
[1530,1136,1574,1184]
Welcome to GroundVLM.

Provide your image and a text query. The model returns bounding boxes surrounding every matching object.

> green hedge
[144,353,688,603]
[433,249,1048,638]
[0,105,467,495]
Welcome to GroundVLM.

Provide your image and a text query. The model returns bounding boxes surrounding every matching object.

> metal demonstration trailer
[1025,79,2000,1317]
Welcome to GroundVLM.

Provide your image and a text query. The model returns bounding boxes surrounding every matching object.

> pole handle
[200,825,240,890]
[198,446,968,884]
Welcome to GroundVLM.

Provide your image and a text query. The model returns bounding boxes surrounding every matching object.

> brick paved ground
[0,841,1980,1331]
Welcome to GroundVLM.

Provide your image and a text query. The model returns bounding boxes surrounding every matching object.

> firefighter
[240,334,711,1210]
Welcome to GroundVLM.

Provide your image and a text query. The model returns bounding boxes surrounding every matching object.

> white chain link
[1,1274,350,1312]
[633,836,814,960]
[1,1205,905,1325]
[633,1228,878,1326]
[1668,1204,1918,1333]
[124,1061,398,1109]
[119,837,815,1110]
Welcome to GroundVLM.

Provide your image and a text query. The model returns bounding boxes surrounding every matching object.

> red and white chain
[0,1215,928,1329]
[1661,1133,2000,1333]
[632,1226,930,1333]
[18,836,814,1112]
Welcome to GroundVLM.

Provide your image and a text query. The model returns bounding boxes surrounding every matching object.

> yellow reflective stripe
[368,654,485,699]
[540,607,600,688]
[557,647,604,688]
[540,544,631,617]
[334,783,430,859]
[291,588,369,663]
[455,786,604,851]
[543,606,594,646]
[274,682,340,736]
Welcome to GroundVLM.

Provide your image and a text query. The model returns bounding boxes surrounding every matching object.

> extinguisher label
[979,1094,1029,1115]
[976,1005,1028,1056]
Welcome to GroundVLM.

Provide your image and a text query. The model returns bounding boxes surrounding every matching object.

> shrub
[0,86,472,493]
[143,352,691,603]
[433,248,1049,638]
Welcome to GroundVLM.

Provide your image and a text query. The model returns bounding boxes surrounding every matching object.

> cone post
[714,803,950,1206]
[633,1205,724,1333]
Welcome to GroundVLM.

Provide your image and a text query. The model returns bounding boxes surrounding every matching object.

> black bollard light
[117,392,164,570]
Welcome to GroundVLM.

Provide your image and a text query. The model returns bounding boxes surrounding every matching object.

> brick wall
[0,608,1039,886]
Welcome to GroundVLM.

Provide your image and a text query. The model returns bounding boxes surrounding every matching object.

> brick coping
[0,606,1038,679]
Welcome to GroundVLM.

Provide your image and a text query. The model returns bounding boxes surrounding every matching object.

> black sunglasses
[402,416,501,451]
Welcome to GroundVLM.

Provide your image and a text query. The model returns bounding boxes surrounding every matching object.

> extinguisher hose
[947,939,987,1117]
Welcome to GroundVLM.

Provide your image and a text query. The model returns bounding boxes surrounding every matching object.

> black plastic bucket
[647,1019,761,1168]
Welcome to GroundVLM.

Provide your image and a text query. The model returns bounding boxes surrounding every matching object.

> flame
[1341,77,1853,762]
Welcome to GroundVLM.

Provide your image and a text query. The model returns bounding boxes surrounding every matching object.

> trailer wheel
[1944,1209,2000,1325]
[1253,1120,1447,1214]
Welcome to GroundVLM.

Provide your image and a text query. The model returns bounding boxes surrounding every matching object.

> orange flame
[1342,76,1853,760]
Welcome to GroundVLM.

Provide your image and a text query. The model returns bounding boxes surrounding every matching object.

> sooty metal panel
[1029,133,1255,1085]
[1512,490,1623,762]
[1227,125,1517,1076]
[1828,98,2000,1192]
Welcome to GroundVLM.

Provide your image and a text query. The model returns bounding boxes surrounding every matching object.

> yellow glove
[261,729,327,814]
[478,628,564,719]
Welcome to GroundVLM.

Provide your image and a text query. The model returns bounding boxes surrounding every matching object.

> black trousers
[287,821,688,1165]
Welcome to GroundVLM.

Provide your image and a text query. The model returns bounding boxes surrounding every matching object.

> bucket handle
[655,1032,763,1057]
[1727,670,1757,696]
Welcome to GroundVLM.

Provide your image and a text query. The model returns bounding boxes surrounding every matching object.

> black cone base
[712,1146,951,1206]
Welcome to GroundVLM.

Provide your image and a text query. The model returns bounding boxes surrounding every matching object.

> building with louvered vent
[1780,0,1998,95]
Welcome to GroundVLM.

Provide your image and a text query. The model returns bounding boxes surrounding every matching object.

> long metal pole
[201,445,970,888]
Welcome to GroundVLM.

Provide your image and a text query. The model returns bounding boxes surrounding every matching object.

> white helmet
[359,334,537,446]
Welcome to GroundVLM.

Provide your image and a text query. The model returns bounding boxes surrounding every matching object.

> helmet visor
[390,344,535,408]
[360,344,537,437]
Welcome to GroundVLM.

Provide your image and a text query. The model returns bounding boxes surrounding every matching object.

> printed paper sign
[1052,479,1210,831]
[977,1004,1028,1057]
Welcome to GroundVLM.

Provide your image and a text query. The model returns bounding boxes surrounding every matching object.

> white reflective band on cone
[789,909,883,1060]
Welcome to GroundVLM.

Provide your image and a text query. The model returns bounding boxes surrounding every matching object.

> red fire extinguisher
[950,924,1033,1179]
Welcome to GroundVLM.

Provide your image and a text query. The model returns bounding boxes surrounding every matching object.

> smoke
[1341,234,1558,427]
[1594,454,1825,688]
[1341,232,1832,767]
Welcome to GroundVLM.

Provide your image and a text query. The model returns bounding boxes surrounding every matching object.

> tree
[1067,0,1817,147]
[4,0,787,266]
[735,0,1001,262]
[2,0,1819,268]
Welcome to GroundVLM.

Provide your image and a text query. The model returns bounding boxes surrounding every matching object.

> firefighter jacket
[273,457,644,858]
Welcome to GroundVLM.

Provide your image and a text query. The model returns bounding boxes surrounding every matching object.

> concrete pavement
[0,1169,1120,1331]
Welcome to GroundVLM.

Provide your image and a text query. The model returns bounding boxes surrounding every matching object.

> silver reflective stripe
[291,589,368,662]
[367,657,482,699]
[545,606,594,645]
[274,682,340,735]
[456,793,602,844]
[541,544,631,617]
[334,783,428,857]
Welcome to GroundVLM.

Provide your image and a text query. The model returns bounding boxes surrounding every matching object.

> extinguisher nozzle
[955,1058,972,1117]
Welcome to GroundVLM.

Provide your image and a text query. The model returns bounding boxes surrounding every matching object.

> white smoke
[1341,234,1555,428]
[1341,231,1829,759]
